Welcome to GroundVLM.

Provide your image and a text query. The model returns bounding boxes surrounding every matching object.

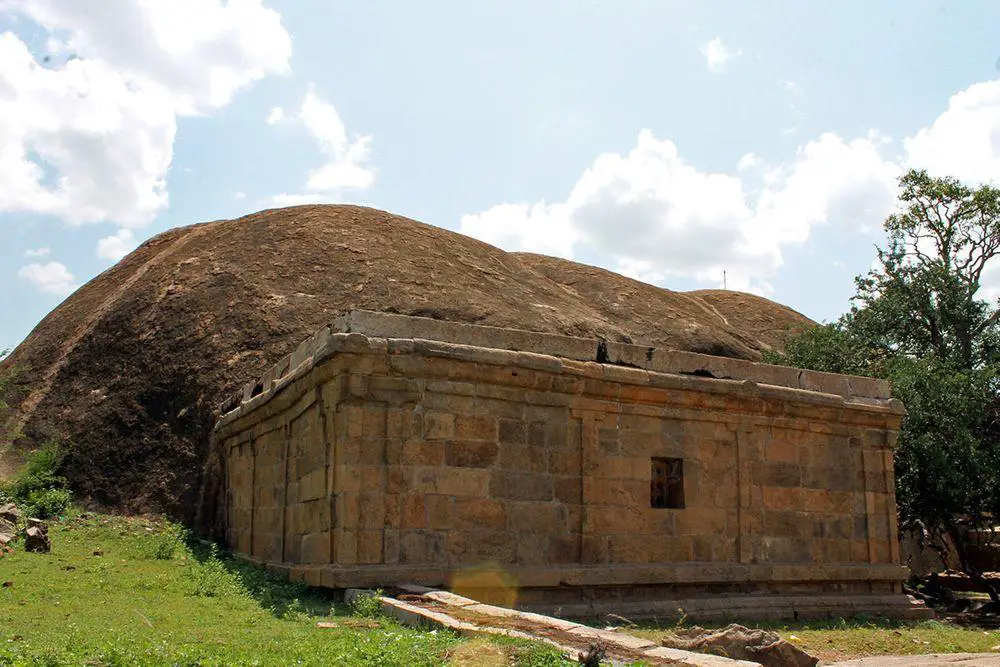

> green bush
[23,487,72,519]
[349,589,384,618]
[1,442,72,518]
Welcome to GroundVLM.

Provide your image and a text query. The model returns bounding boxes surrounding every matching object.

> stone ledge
[273,561,911,590]
[216,311,901,430]
[218,310,891,415]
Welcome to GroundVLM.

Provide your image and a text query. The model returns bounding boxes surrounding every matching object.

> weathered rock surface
[661,624,818,666]
[0,503,19,524]
[24,519,50,553]
[0,521,15,547]
[0,205,812,523]
[0,504,20,547]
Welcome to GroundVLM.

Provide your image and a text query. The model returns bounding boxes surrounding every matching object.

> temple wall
[213,312,925,619]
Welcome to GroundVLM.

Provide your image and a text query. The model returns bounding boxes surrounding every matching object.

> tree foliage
[769,169,1000,598]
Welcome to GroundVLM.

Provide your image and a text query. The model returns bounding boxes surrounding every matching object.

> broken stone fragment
[0,503,20,524]
[24,521,51,553]
[660,624,818,667]
[26,517,48,532]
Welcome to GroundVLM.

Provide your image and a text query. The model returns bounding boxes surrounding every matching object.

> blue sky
[4,1,1000,350]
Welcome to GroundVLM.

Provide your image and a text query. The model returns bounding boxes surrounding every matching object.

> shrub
[349,589,384,618]
[1,442,72,518]
[23,487,72,519]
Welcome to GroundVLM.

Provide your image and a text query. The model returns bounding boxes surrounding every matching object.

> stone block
[489,471,553,501]
[676,508,728,536]
[424,412,455,439]
[762,486,805,512]
[543,536,577,565]
[446,441,499,468]
[454,415,497,441]
[453,498,506,531]
[581,536,609,564]
[516,534,550,565]
[399,530,446,564]
[299,469,327,502]
[300,531,330,564]
[436,467,490,497]
[753,461,801,488]
[399,441,445,466]
[333,529,358,565]
[549,449,581,476]
[554,476,582,504]
[357,530,383,564]
[447,530,516,564]
[498,419,526,445]
[508,502,566,534]
[583,477,647,507]
[498,444,547,472]
[358,495,385,530]
[426,494,454,529]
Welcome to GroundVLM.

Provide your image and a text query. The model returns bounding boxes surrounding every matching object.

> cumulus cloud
[18,261,77,295]
[269,85,375,206]
[24,247,50,258]
[460,75,1000,294]
[0,0,291,227]
[701,38,740,73]
[266,106,284,125]
[904,79,1000,184]
[460,130,899,294]
[96,228,138,261]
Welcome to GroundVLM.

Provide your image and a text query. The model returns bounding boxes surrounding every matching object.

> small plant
[23,487,72,519]
[0,441,72,518]
[349,589,384,618]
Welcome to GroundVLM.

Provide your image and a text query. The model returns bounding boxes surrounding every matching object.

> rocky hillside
[1,205,812,522]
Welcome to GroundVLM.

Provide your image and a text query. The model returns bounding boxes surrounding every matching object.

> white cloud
[268,85,375,206]
[233,191,246,200]
[462,76,1000,295]
[96,228,137,261]
[460,129,900,293]
[24,246,50,258]
[0,1,291,226]
[736,153,758,171]
[904,79,1000,184]
[700,38,740,73]
[266,106,284,125]
[17,261,77,295]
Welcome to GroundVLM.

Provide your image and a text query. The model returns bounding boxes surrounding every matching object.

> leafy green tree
[768,169,1000,600]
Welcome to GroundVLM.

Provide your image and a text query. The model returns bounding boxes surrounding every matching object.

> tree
[768,169,1000,601]
[851,169,1000,369]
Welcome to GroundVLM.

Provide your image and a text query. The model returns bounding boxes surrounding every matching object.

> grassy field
[0,512,571,666]
[631,617,1000,663]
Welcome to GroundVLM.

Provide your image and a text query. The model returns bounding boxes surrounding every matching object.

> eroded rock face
[1,205,812,523]
[661,624,818,667]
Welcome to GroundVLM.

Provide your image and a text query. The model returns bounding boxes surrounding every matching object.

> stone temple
[211,310,930,620]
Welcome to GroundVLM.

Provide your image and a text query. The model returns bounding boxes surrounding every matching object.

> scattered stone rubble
[0,504,52,553]
[659,625,818,667]
[24,517,51,553]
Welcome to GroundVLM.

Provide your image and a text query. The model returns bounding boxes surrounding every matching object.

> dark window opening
[651,457,684,508]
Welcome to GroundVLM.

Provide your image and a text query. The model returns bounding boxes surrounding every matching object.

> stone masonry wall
[213,312,919,619]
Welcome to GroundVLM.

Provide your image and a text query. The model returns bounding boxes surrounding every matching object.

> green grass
[0,512,571,666]
[630,617,1000,663]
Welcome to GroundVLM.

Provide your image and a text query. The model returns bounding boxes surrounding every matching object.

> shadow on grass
[184,535,339,620]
